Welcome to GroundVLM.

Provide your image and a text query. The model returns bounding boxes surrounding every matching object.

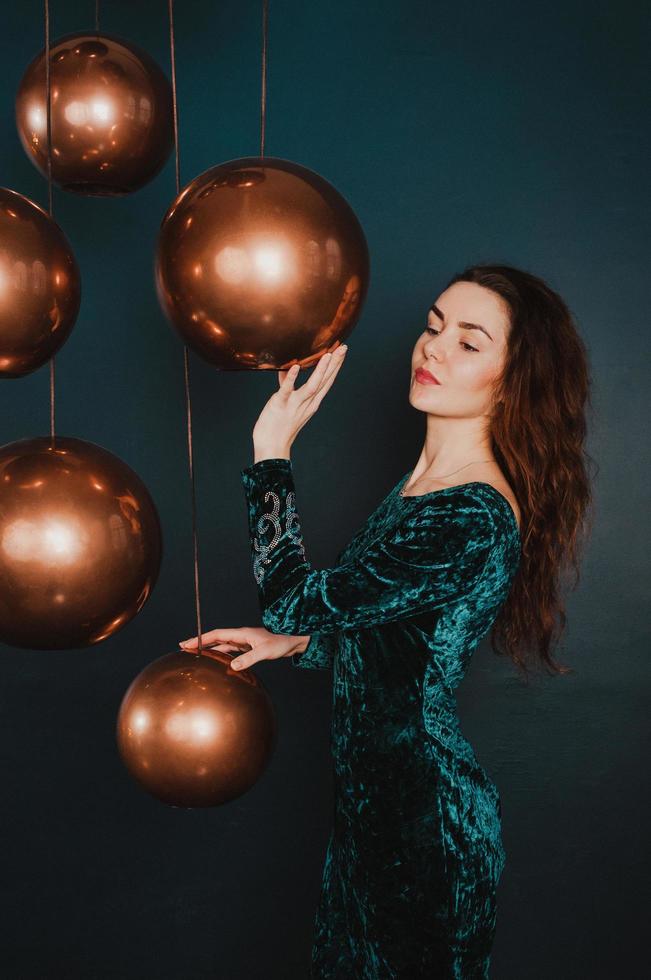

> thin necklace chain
[399,459,496,496]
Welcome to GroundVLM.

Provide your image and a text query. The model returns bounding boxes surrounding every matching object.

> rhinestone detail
[253,489,306,585]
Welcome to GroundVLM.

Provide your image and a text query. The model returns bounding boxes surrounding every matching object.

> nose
[423,337,442,361]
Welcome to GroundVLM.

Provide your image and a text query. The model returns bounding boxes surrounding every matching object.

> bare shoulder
[481,477,521,532]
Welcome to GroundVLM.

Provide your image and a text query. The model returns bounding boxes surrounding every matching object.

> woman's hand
[179,626,310,670]
[252,344,348,459]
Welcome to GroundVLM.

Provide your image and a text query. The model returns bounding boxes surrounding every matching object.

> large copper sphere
[116,649,277,807]
[0,187,80,377]
[15,33,174,196]
[155,156,370,370]
[0,436,162,649]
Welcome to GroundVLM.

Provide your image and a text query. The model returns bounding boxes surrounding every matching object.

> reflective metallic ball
[0,436,162,649]
[0,186,80,377]
[116,649,277,807]
[155,156,370,370]
[16,33,174,196]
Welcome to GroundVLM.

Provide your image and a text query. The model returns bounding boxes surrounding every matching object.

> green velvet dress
[240,458,521,979]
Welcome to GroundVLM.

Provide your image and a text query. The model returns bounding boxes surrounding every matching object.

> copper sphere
[0,436,162,649]
[155,156,370,370]
[116,649,277,807]
[16,33,174,196]
[0,187,80,377]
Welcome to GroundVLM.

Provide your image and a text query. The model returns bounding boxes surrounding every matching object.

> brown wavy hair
[444,263,597,682]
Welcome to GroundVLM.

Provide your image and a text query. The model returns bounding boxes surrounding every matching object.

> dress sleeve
[240,458,497,642]
[291,632,337,671]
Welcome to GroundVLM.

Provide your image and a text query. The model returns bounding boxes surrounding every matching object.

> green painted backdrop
[0,1,647,976]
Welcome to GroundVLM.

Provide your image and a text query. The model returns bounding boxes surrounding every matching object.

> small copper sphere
[0,436,162,649]
[0,187,80,377]
[15,33,174,196]
[116,648,277,807]
[155,156,370,370]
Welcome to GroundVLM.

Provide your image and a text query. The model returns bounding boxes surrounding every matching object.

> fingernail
[231,659,241,669]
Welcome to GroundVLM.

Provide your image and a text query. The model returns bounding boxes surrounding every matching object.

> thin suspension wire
[182,347,202,652]
[260,0,268,157]
[95,1,100,35]
[45,0,55,443]
[44,1,53,216]
[168,0,181,194]
[49,357,56,440]
[167,0,203,654]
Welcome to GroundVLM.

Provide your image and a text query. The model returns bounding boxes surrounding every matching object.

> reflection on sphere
[156,157,370,370]
[0,437,162,649]
[0,187,80,377]
[117,649,277,807]
[16,33,173,196]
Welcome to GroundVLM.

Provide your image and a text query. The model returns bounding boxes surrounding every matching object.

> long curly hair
[444,263,597,682]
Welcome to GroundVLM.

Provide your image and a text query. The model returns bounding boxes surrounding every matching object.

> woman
[180,264,594,978]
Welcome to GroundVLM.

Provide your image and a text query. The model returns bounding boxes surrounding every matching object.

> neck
[411,415,494,482]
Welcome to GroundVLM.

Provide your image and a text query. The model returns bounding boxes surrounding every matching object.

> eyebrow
[429,303,494,342]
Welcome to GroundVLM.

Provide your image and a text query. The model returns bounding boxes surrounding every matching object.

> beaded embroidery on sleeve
[252,489,306,585]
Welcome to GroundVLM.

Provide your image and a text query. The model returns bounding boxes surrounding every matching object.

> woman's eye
[423,325,478,353]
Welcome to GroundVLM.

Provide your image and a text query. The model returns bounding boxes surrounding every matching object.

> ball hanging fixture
[15,33,174,196]
[116,648,277,807]
[0,186,80,378]
[0,436,162,649]
[155,156,370,370]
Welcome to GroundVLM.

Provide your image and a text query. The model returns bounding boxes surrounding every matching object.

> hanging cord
[260,0,268,157]
[168,0,181,194]
[45,0,55,444]
[167,0,203,655]
[95,1,100,35]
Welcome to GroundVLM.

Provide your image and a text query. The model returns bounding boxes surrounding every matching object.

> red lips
[415,367,441,385]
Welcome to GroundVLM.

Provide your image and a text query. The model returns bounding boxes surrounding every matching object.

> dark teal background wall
[0,1,648,977]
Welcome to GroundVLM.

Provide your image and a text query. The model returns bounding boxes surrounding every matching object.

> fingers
[278,345,348,395]
[228,646,263,669]
[179,631,285,671]
[278,364,300,389]
[179,636,250,670]
[229,641,283,669]
[179,628,249,651]
[316,346,348,388]
[291,345,348,398]
[311,346,348,402]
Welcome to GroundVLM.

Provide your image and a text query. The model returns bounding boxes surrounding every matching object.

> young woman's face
[410,281,511,419]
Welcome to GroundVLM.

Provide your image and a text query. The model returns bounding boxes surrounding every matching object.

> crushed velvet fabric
[240,458,521,979]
